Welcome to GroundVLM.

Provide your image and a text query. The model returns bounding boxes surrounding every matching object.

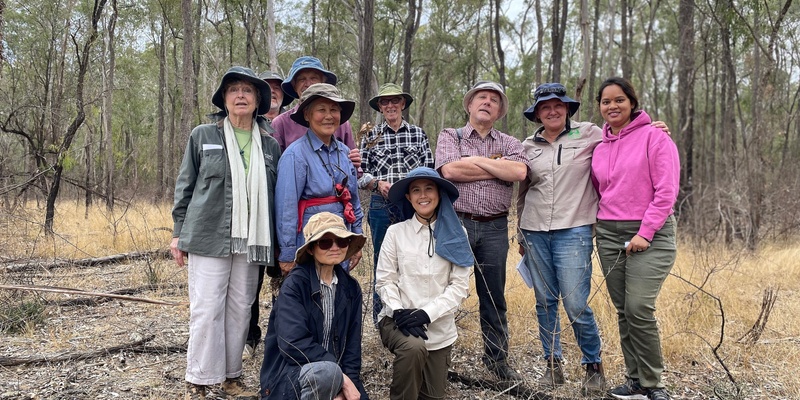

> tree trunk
[550,0,567,82]
[358,0,375,127]
[534,0,543,84]
[103,0,117,210]
[266,0,277,69]
[179,0,196,146]
[156,22,166,201]
[492,0,508,133]
[620,0,631,79]
[401,0,422,121]
[677,0,695,221]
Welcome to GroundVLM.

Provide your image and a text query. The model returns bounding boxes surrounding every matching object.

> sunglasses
[316,237,351,250]
[378,97,403,106]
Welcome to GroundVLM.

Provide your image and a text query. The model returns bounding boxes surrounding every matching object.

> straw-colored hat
[368,83,414,112]
[294,212,366,265]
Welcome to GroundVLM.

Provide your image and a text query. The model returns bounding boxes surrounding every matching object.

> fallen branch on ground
[447,371,551,399]
[2,249,171,273]
[0,284,187,306]
[0,335,157,367]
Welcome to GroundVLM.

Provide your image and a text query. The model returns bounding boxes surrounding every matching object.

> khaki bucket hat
[368,83,414,112]
[294,212,367,265]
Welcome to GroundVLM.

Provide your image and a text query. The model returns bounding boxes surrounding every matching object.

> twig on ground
[0,335,157,367]
[2,249,171,273]
[0,284,187,306]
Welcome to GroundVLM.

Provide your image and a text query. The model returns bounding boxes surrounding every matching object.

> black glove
[394,309,431,328]
[406,325,428,340]
[392,309,412,337]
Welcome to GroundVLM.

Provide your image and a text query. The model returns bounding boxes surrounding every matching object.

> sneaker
[221,376,259,399]
[488,362,523,381]
[242,341,257,361]
[609,377,648,400]
[581,362,606,395]
[538,358,565,387]
[185,382,206,400]
[647,388,671,400]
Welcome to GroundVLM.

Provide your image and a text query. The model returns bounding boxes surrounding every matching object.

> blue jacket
[259,263,368,399]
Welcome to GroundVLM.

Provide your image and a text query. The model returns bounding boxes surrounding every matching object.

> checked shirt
[360,120,434,184]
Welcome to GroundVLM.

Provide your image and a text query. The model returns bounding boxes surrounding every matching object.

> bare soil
[0,260,745,399]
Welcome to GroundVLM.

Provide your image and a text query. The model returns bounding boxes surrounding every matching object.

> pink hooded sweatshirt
[590,110,680,241]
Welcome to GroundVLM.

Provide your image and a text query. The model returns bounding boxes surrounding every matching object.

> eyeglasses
[316,237,351,250]
[378,97,403,106]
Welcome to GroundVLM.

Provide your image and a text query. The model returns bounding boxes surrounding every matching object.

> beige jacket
[516,120,602,237]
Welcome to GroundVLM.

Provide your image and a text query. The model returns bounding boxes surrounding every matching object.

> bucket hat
[211,66,272,116]
[294,212,366,265]
[259,70,293,108]
[523,83,581,123]
[388,167,459,206]
[462,80,509,120]
[368,83,414,112]
[282,56,338,100]
[290,83,355,128]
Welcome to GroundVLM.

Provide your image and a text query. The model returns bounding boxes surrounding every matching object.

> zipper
[557,144,562,165]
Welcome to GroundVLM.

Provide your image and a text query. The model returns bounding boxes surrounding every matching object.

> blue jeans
[368,194,403,324]
[461,216,511,367]
[298,361,344,400]
[520,225,602,365]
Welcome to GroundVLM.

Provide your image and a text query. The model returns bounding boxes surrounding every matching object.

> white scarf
[223,117,272,263]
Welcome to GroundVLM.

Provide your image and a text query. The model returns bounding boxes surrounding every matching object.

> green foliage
[0,298,46,334]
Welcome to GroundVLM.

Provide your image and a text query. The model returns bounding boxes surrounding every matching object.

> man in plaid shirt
[359,83,434,325]
[435,81,530,381]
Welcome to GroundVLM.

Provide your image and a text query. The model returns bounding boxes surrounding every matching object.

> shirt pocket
[561,143,591,165]
[200,148,227,180]
[402,145,425,170]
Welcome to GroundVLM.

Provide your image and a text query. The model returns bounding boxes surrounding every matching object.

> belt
[456,211,508,222]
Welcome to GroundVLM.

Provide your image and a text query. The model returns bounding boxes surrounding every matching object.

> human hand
[651,121,670,135]
[625,234,651,256]
[394,308,430,328]
[378,181,391,198]
[339,373,361,400]
[348,148,362,169]
[348,250,362,271]
[170,237,187,268]
[279,261,295,276]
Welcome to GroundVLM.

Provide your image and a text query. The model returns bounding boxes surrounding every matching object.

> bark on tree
[179,0,196,146]
[402,0,422,121]
[102,0,118,210]
[156,21,167,200]
[678,0,695,220]
[492,0,508,133]
[550,0,567,82]
[358,0,376,127]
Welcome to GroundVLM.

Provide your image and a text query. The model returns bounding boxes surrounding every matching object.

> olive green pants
[596,216,676,389]
[379,317,452,400]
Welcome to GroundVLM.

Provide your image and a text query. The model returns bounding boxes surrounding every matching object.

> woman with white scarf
[171,66,281,400]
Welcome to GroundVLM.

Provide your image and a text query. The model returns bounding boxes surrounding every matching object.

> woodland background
[1,0,799,245]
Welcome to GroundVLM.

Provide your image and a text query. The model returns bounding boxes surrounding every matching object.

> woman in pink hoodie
[591,77,680,400]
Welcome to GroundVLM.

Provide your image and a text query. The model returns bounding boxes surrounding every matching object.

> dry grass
[1,201,799,398]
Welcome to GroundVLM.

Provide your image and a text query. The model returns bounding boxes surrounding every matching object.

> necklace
[239,133,253,162]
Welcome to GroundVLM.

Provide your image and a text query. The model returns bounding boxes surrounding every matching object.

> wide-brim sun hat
[290,83,355,128]
[388,167,459,206]
[462,80,509,120]
[523,82,581,123]
[294,212,366,265]
[212,66,272,116]
[282,56,338,100]
[368,83,414,112]
[259,70,293,108]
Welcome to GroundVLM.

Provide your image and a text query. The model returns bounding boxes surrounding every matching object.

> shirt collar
[410,214,436,233]
[306,130,340,152]
[380,119,410,134]
[464,121,498,140]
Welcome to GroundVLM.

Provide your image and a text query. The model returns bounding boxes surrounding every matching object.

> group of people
[170,54,680,400]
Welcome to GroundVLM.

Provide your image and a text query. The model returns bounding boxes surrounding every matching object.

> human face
[293,69,325,97]
[304,98,341,142]
[467,90,502,125]
[266,80,283,110]
[378,96,405,125]
[405,179,440,220]
[599,84,633,133]
[224,81,258,119]
[309,233,350,266]
[536,98,568,133]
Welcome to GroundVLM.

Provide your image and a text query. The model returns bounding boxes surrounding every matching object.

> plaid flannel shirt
[360,120,434,184]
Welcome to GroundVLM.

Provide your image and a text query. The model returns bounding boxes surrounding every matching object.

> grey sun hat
[290,83,356,128]
[368,83,414,112]
[462,80,509,120]
[259,70,293,108]
[282,56,338,100]
[294,212,366,265]
[523,83,581,123]
[211,66,272,116]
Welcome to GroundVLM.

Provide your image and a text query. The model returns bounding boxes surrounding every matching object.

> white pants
[185,253,259,385]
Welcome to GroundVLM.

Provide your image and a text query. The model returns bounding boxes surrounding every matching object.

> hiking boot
[185,382,206,400]
[581,362,606,395]
[647,388,671,400]
[242,340,257,361]
[204,384,226,400]
[221,376,259,399]
[488,362,523,381]
[609,377,648,400]
[538,358,565,387]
